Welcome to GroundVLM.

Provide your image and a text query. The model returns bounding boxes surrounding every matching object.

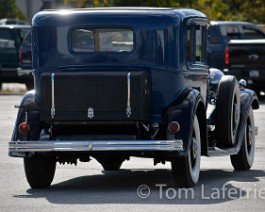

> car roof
[210,21,265,32]
[34,7,208,22]
[210,21,257,26]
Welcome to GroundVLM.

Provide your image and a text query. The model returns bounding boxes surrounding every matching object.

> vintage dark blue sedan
[9,8,259,188]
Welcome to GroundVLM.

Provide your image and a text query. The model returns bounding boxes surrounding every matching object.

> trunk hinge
[51,73,55,119]
[126,72,132,118]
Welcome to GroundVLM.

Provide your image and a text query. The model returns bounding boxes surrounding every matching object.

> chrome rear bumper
[9,139,183,153]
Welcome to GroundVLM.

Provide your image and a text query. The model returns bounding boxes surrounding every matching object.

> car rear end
[10,9,185,158]
[228,39,265,95]
[40,69,152,141]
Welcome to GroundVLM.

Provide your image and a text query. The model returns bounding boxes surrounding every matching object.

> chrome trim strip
[126,72,131,118]
[51,73,55,119]
[25,111,28,123]
[9,139,183,152]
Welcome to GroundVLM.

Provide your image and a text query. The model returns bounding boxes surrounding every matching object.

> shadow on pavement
[13,168,265,205]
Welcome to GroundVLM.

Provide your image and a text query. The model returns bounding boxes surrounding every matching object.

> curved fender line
[164,88,207,157]
[11,90,39,142]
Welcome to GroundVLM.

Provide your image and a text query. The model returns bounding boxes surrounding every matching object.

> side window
[195,25,206,62]
[208,26,221,44]
[22,31,32,47]
[241,26,265,39]
[186,23,207,64]
[186,24,194,62]
[15,28,30,46]
[0,29,15,49]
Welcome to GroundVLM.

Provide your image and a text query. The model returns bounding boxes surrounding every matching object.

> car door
[185,20,209,104]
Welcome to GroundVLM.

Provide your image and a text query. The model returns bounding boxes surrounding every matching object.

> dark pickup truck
[228,39,265,96]
[207,21,265,71]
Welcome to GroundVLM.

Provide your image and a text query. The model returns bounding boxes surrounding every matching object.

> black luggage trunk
[40,71,151,122]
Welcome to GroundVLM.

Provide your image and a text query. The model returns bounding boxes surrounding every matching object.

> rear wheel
[171,115,201,187]
[230,108,255,170]
[24,157,56,188]
[215,75,240,147]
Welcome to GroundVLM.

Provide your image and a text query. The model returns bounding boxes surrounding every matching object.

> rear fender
[165,88,207,157]
[11,90,40,142]
[234,88,259,152]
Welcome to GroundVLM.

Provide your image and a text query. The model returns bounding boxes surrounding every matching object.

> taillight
[168,121,180,134]
[225,47,229,65]
[19,122,30,134]
[19,49,22,65]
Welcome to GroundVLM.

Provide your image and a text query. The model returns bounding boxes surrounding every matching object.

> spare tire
[215,75,240,147]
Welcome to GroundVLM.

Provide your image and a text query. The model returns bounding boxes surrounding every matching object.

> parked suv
[0,24,31,88]
[18,30,34,90]
[207,21,265,71]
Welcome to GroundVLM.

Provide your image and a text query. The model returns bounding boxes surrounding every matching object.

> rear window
[220,25,241,40]
[15,28,30,46]
[22,31,32,47]
[71,28,134,53]
[241,26,265,39]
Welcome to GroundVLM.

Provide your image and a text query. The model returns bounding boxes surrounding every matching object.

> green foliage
[0,0,26,20]
[92,0,113,7]
[191,0,265,23]
[111,0,180,7]
[108,0,265,24]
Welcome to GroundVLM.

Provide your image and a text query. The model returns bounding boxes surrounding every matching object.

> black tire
[215,75,240,147]
[24,157,56,188]
[230,108,255,170]
[99,158,124,171]
[171,115,201,187]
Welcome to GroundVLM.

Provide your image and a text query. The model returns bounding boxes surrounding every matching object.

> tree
[0,0,26,20]
[112,0,180,7]
[238,0,265,23]
[52,0,265,23]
